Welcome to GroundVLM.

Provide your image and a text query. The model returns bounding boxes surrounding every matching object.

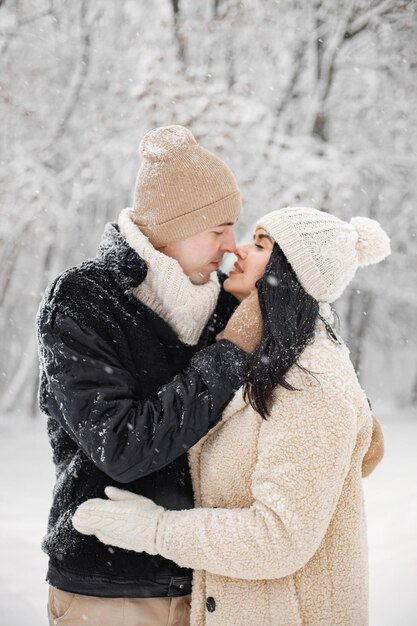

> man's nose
[221,230,237,253]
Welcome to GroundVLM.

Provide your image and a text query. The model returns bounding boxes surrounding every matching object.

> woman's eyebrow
[253,233,274,243]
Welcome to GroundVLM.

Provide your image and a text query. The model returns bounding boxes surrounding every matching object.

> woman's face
[223,227,274,301]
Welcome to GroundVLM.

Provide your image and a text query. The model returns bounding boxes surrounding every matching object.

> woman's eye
[255,244,264,249]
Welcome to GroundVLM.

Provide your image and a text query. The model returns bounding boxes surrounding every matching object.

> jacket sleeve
[39,310,247,483]
[154,379,359,579]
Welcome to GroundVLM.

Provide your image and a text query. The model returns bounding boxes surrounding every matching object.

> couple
[38,125,389,626]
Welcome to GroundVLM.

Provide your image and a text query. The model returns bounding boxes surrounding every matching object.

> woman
[73,207,390,625]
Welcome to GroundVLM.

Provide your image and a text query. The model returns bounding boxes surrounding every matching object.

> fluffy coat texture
[152,320,372,625]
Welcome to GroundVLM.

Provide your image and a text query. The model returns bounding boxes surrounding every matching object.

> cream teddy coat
[154,319,372,626]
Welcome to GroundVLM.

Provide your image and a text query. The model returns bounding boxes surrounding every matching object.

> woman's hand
[361,414,384,477]
[218,291,263,353]
[72,486,165,554]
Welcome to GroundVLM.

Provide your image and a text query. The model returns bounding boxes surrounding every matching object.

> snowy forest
[1,0,417,419]
[1,2,417,625]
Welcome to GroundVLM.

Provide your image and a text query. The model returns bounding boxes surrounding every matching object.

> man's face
[159,222,237,284]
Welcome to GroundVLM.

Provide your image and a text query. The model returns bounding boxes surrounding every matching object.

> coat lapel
[188,387,248,505]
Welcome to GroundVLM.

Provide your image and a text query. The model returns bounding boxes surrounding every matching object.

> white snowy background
[1,0,416,624]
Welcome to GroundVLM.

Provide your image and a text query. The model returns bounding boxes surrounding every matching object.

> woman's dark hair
[243,243,320,419]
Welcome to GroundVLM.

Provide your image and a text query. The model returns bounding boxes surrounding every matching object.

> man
[37,125,248,626]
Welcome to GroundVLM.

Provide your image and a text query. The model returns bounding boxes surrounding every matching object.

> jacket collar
[96,221,148,290]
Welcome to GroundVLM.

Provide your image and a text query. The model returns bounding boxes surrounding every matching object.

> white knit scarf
[118,208,220,345]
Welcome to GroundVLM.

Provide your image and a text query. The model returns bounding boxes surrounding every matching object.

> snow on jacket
[153,319,372,625]
[36,221,246,598]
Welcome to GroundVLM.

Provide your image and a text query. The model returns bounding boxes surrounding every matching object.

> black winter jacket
[37,222,246,598]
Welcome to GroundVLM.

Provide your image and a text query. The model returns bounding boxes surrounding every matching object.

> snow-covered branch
[346,0,405,39]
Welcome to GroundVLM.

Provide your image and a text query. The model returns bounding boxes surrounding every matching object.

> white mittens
[72,486,166,555]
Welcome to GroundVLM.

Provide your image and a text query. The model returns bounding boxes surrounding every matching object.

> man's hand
[362,414,384,477]
[72,486,165,555]
[219,291,263,354]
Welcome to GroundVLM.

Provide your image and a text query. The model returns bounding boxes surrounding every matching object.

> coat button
[206,596,216,612]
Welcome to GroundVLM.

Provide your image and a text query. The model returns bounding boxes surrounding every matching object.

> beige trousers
[48,586,191,626]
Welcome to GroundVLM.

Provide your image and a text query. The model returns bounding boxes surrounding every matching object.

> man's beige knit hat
[132,125,241,247]
[257,207,391,303]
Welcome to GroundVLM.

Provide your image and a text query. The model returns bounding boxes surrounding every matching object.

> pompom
[138,125,197,163]
[350,217,391,267]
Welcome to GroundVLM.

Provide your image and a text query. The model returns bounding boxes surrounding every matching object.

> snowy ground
[0,405,416,626]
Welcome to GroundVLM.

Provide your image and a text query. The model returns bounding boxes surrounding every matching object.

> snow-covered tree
[1,0,416,416]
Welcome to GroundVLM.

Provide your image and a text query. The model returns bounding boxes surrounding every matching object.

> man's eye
[214,231,224,236]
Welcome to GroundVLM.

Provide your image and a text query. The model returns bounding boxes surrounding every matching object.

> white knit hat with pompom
[256,207,390,303]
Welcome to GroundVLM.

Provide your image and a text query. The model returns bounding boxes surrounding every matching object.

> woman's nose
[235,245,249,259]
[234,247,245,260]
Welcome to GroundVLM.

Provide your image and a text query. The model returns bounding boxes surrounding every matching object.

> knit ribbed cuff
[137,191,241,247]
